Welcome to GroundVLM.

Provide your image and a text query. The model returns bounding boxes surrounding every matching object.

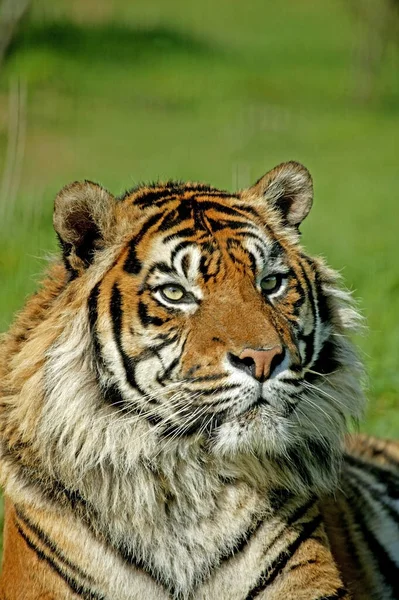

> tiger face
[51,162,364,492]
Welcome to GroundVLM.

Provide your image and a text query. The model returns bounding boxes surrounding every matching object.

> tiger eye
[260,275,280,293]
[161,285,185,302]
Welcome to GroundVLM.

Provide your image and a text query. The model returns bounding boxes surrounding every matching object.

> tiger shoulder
[0,161,398,599]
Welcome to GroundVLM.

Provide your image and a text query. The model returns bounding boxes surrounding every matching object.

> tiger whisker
[298,394,336,426]
[304,368,340,380]
[294,405,325,440]
[102,394,190,428]
[302,381,348,412]
[154,398,211,458]
[107,390,207,448]
[94,382,190,423]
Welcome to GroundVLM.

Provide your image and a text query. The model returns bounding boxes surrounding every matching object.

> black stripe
[230,203,260,217]
[162,226,197,243]
[195,383,240,397]
[252,241,268,266]
[114,544,176,597]
[181,253,191,278]
[140,261,177,293]
[225,237,245,255]
[230,229,271,245]
[124,244,141,275]
[88,283,100,331]
[138,301,169,327]
[224,252,246,271]
[148,333,180,351]
[332,495,365,581]
[130,185,237,208]
[190,396,233,409]
[16,521,106,600]
[196,189,237,198]
[88,283,106,370]
[305,340,340,380]
[286,557,317,572]
[206,217,255,232]
[110,284,167,425]
[217,512,266,564]
[347,465,399,528]
[16,508,93,583]
[281,445,314,488]
[160,405,225,439]
[245,513,322,599]
[343,475,399,595]
[88,284,132,411]
[161,419,209,438]
[199,253,210,279]
[134,191,178,208]
[278,377,301,387]
[186,374,226,383]
[149,261,176,276]
[284,496,317,527]
[14,473,171,598]
[157,205,190,232]
[298,331,314,366]
[290,282,307,318]
[170,240,194,267]
[297,258,317,366]
[111,284,136,388]
[246,249,257,276]
[124,212,167,274]
[157,357,179,385]
[344,454,399,499]
[268,240,285,261]
[315,588,348,600]
[195,200,257,220]
[250,496,317,559]
[102,382,131,409]
[192,199,212,233]
[314,271,332,324]
[110,286,154,402]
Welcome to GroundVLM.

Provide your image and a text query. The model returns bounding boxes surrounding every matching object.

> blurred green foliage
[0,0,398,448]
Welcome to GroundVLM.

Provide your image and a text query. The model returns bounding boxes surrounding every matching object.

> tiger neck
[69,447,287,595]
[79,442,278,535]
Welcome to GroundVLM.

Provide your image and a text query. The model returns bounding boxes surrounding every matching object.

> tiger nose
[228,346,285,382]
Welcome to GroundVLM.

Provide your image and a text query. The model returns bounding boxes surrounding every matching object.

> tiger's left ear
[244,161,313,227]
[53,180,116,275]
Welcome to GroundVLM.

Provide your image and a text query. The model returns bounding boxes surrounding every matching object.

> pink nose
[238,346,284,381]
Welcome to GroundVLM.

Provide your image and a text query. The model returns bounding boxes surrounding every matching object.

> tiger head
[14,161,364,497]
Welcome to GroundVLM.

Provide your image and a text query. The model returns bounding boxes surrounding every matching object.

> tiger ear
[244,161,313,227]
[53,180,116,275]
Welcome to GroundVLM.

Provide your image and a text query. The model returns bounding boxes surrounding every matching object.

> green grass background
[0,0,398,546]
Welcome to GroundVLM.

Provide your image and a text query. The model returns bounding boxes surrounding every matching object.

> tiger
[0,160,398,600]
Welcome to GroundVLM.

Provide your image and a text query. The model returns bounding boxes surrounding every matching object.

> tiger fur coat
[0,161,398,599]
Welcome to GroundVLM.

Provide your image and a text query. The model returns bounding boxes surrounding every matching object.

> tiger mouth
[252,396,272,408]
[235,394,298,421]
[233,396,273,419]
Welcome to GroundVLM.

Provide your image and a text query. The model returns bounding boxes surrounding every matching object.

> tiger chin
[0,161,398,600]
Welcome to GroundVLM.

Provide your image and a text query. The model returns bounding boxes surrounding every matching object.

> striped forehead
[122,193,286,282]
[145,237,203,286]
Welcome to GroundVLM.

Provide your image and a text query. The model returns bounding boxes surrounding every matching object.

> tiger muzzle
[228,346,285,382]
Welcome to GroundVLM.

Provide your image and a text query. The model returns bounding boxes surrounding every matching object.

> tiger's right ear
[53,180,116,276]
[243,161,313,228]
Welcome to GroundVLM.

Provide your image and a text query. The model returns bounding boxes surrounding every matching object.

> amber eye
[260,275,282,294]
[159,284,186,302]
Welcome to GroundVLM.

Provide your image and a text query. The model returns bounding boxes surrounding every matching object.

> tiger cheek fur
[0,161,398,600]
